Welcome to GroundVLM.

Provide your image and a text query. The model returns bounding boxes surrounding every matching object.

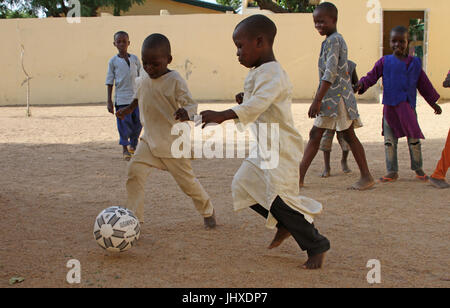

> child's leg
[322,151,331,178]
[430,130,450,188]
[249,204,290,249]
[269,196,330,269]
[336,131,351,173]
[129,107,143,151]
[407,137,427,180]
[382,119,399,181]
[162,158,215,228]
[341,125,375,190]
[320,130,334,178]
[125,141,166,223]
[116,105,132,147]
[299,126,326,186]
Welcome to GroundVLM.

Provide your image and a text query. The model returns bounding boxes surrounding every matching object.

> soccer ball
[93,206,141,252]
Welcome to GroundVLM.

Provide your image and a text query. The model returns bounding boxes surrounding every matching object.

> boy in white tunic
[116,34,216,229]
[200,15,330,269]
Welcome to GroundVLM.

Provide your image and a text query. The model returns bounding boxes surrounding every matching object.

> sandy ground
[0,100,449,288]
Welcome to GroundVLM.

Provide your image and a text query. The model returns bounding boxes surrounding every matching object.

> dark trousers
[250,196,330,257]
[115,104,142,149]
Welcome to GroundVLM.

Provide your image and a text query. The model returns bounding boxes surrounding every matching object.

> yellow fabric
[134,71,197,158]
[126,139,214,222]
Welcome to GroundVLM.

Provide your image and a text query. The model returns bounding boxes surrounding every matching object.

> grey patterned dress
[318,32,359,119]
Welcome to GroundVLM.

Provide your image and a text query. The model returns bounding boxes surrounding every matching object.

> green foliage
[0,0,144,17]
[216,0,241,10]
[0,3,36,18]
[216,0,316,12]
[276,0,316,12]
[409,18,424,41]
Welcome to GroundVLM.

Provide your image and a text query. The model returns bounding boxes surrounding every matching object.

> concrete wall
[98,0,225,16]
[1,0,449,106]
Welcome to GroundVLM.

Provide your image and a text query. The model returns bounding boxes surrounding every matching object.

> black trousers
[250,196,330,257]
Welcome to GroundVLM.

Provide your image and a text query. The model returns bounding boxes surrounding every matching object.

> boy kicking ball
[117,34,216,229]
[200,15,330,269]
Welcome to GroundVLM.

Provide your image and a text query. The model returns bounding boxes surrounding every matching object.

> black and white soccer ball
[93,206,140,252]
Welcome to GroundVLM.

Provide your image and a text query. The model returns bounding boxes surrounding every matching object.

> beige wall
[98,0,225,16]
[1,0,449,106]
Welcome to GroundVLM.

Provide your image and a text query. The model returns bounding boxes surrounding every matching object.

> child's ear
[168,55,173,64]
[256,36,264,48]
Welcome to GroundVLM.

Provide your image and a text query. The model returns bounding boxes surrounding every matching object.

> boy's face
[114,34,130,54]
[390,31,408,57]
[313,9,337,36]
[142,47,172,79]
[232,26,263,68]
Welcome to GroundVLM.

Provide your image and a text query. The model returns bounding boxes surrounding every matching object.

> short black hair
[142,33,171,55]
[114,31,129,40]
[235,14,277,45]
[391,25,409,36]
[315,2,338,21]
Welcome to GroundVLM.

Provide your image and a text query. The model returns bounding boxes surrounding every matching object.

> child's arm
[417,70,442,115]
[174,78,197,122]
[116,99,138,120]
[310,36,339,118]
[201,70,280,128]
[106,85,114,114]
[356,58,384,94]
[309,81,332,118]
[351,69,359,93]
[106,59,115,114]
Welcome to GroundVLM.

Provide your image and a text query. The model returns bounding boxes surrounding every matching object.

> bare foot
[348,176,375,190]
[302,252,326,270]
[204,211,216,229]
[341,160,351,173]
[268,226,291,249]
[320,168,331,178]
[430,177,450,189]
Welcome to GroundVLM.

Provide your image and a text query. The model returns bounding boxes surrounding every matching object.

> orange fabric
[431,129,450,180]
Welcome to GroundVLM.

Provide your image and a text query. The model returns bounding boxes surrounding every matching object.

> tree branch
[254,0,290,13]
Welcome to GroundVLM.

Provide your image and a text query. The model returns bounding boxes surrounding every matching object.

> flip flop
[123,153,131,161]
[416,174,429,182]
[379,176,397,183]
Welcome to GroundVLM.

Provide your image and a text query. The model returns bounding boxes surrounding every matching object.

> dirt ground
[0,100,449,288]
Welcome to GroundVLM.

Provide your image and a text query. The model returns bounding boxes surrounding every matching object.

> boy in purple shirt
[356,26,442,183]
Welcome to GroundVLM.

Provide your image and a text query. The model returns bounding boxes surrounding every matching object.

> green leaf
[9,277,25,285]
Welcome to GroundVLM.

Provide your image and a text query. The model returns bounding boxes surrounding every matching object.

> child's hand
[354,81,363,94]
[199,110,226,129]
[107,101,114,114]
[308,100,322,118]
[174,108,190,121]
[433,104,442,115]
[443,78,450,88]
[235,92,244,105]
[116,107,130,120]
